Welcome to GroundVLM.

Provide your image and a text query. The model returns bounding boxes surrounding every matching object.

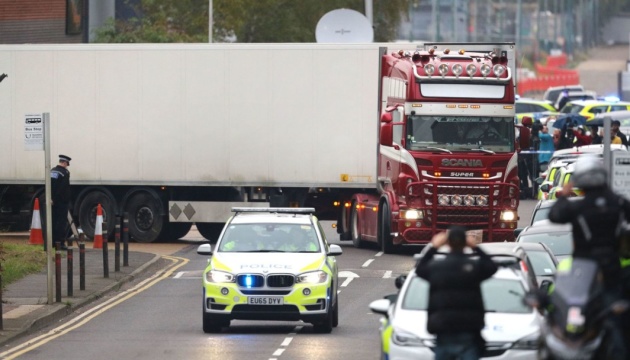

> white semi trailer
[0,43,381,242]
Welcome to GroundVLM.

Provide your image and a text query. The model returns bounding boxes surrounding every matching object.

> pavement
[0,230,204,347]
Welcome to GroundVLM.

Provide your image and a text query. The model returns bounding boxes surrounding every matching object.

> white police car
[197,207,342,333]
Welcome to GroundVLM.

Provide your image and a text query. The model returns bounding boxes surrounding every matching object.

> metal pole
[102,225,109,278]
[44,113,53,304]
[55,250,62,303]
[604,116,612,183]
[452,0,457,42]
[432,0,438,41]
[79,240,85,291]
[364,0,373,28]
[67,248,73,297]
[516,0,522,56]
[115,217,120,272]
[123,213,129,267]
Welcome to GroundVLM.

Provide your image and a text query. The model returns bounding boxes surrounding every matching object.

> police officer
[548,155,630,359]
[415,226,498,360]
[51,155,72,250]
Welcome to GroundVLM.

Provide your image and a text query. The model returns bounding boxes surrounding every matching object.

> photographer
[557,120,576,150]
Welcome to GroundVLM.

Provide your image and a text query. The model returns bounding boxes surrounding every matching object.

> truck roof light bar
[231,207,316,214]
[414,64,511,83]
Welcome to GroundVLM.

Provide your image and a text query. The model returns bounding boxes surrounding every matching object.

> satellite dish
[316,8,373,43]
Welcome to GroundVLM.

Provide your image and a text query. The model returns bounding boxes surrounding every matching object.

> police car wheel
[202,312,228,333]
[313,297,334,333]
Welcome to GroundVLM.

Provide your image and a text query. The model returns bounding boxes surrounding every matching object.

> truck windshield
[406,116,514,153]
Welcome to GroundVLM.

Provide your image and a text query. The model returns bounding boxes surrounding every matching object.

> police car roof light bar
[231,207,316,214]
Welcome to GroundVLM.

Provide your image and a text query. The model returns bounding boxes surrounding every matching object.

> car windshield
[218,223,320,253]
[531,207,550,224]
[402,276,530,314]
[526,250,556,276]
[406,116,514,153]
[518,232,573,256]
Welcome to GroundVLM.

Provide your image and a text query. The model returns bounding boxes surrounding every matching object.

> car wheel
[332,294,339,328]
[202,311,228,333]
[313,297,334,333]
[350,201,364,248]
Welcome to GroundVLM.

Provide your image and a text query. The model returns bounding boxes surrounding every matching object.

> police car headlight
[401,209,423,220]
[206,270,235,283]
[297,271,328,284]
[500,210,516,221]
[391,328,429,347]
[511,332,540,350]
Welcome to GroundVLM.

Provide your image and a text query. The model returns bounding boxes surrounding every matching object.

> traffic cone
[29,198,44,245]
[93,203,103,249]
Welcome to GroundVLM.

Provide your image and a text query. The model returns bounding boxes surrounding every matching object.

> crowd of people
[517,116,629,199]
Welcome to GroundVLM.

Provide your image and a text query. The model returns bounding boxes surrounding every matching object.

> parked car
[555,91,596,112]
[516,220,573,262]
[560,99,630,120]
[544,162,584,200]
[369,254,543,360]
[516,98,558,122]
[528,197,582,226]
[543,85,584,106]
[478,242,558,287]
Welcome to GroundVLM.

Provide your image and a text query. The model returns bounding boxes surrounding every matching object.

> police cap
[59,154,72,164]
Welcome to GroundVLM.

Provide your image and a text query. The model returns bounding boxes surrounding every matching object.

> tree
[93,0,410,43]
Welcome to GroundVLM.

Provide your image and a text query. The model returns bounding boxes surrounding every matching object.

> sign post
[25,112,53,304]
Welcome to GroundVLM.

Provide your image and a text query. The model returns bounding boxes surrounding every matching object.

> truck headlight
[297,271,328,284]
[500,210,516,221]
[206,270,235,283]
[401,209,423,220]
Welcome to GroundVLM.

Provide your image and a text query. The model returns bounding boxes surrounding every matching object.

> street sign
[24,113,44,151]
[612,151,630,200]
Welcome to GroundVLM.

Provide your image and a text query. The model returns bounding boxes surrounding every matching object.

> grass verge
[1,242,47,287]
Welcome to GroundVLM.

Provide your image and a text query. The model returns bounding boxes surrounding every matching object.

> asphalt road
[0,200,539,360]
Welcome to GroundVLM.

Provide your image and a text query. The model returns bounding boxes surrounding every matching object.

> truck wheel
[157,222,192,242]
[379,201,395,254]
[126,193,162,243]
[78,191,116,240]
[350,202,364,248]
[196,223,224,243]
[338,204,351,240]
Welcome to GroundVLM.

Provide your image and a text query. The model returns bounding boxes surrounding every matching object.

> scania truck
[338,43,520,253]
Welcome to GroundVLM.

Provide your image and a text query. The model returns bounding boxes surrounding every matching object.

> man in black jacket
[415,226,498,360]
[548,155,630,359]
[51,154,72,250]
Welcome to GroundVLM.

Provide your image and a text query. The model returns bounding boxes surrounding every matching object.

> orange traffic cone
[29,198,44,245]
[93,203,103,249]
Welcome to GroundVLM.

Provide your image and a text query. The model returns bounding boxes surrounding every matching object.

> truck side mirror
[380,122,393,147]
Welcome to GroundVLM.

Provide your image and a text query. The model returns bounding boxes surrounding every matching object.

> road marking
[339,271,359,287]
[383,270,392,278]
[375,251,383,256]
[362,259,374,267]
[272,348,285,356]
[174,271,185,278]
[281,337,293,346]
[0,255,189,360]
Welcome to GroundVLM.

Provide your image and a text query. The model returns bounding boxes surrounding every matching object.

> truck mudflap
[398,181,519,243]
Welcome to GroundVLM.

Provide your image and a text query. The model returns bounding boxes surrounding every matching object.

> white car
[197,207,342,333]
[369,255,542,359]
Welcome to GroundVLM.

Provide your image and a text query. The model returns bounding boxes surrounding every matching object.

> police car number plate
[248,296,284,305]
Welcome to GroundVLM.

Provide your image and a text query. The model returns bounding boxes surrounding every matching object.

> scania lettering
[338,43,520,253]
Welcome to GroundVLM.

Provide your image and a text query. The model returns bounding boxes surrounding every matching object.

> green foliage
[0,242,47,288]
[93,0,410,43]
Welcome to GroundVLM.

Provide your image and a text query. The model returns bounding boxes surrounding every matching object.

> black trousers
[52,202,70,247]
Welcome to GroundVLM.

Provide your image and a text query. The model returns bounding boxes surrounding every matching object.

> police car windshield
[406,116,514,153]
[218,224,320,253]
[402,276,530,314]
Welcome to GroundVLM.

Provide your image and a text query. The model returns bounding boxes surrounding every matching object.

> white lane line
[281,337,293,346]
[362,259,374,267]
[375,251,383,256]
[383,270,392,278]
[174,271,185,278]
[341,277,354,287]
[272,349,285,356]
